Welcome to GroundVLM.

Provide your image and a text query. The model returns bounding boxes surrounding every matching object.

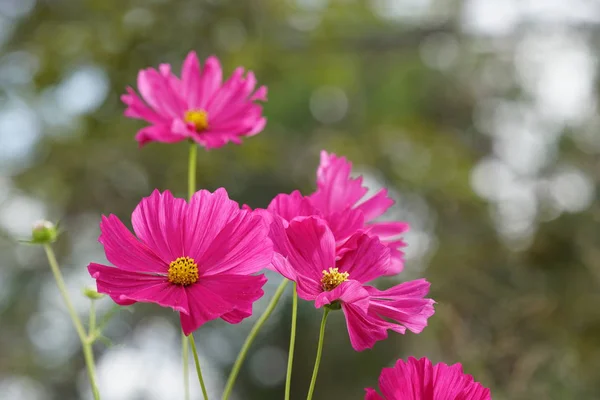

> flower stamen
[184,110,209,131]
[321,267,349,291]
[168,256,199,286]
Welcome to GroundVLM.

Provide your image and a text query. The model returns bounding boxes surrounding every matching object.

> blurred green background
[1,0,599,399]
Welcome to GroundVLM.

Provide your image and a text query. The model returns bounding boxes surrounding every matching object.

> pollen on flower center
[184,110,209,131]
[321,267,349,291]
[168,256,199,286]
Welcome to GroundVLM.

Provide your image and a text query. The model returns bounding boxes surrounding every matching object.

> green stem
[183,142,198,400]
[183,333,190,400]
[43,244,100,400]
[189,334,209,400]
[89,300,97,334]
[222,279,289,400]
[306,308,330,400]
[188,142,197,200]
[284,283,298,400]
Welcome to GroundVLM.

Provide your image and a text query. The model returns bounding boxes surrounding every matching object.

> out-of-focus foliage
[0,0,599,399]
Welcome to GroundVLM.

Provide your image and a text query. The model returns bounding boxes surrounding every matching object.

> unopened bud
[31,220,58,244]
[82,287,104,300]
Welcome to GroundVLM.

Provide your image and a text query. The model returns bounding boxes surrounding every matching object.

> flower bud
[31,220,58,244]
[82,287,104,300]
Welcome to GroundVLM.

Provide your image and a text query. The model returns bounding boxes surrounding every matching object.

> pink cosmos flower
[87,189,272,335]
[122,51,267,149]
[270,215,434,351]
[267,151,408,275]
[365,357,491,400]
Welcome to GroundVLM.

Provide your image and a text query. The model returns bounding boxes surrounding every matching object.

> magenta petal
[207,67,245,117]
[325,208,365,242]
[183,188,239,261]
[267,191,320,223]
[220,308,251,324]
[135,124,186,146]
[314,280,369,312]
[271,252,297,281]
[336,233,390,284]
[367,222,410,239]
[181,51,202,108]
[378,357,429,399]
[311,150,368,214]
[386,246,406,275]
[366,279,435,334]
[88,263,189,314]
[195,56,223,109]
[356,189,395,222]
[251,85,268,102]
[138,68,185,118]
[364,388,384,400]
[98,215,166,273]
[246,116,267,136]
[122,87,168,125]
[373,357,491,400]
[131,190,187,263]
[198,208,272,276]
[171,118,196,140]
[342,303,389,352]
[271,216,335,285]
[180,273,267,334]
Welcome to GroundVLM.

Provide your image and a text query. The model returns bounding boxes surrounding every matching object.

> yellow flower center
[184,110,209,131]
[168,256,199,286]
[321,267,349,291]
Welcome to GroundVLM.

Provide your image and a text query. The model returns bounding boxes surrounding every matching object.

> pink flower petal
[138,68,185,118]
[373,357,491,400]
[251,85,268,102]
[206,67,246,117]
[88,263,189,314]
[336,233,390,284]
[98,214,166,273]
[199,209,272,276]
[267,191,320,223]
[183,188,239,261]
[324,209,365,242]
[364,388,384,400]
[171,118,196,140]
[310,150,367,214]
[131,190,187,263]
[355,188,395,222]
[181,51,202,108]
[366,222,410,239]
[314,280,369,312]
[366,279,435,334]
[135,124,186,147]
[271,252,297,281]
[122,87,168,125]
[195,56,223,110]
[342,302,389,351]
[179,273,267,334]
[246,116,267,137]
[270,216,335,287]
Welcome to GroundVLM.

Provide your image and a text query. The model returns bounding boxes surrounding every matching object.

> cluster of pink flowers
[87,51,491,399]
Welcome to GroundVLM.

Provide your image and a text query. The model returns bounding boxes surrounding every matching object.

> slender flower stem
[43,244,100,400]
[222,279,289,400]
[183,141,198,400]
[188,142,198,200]
[89,300,97,334]
[189,334,209,400]
[182,334,190,400]
[284,283,298,400]
[306,308,330,400]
